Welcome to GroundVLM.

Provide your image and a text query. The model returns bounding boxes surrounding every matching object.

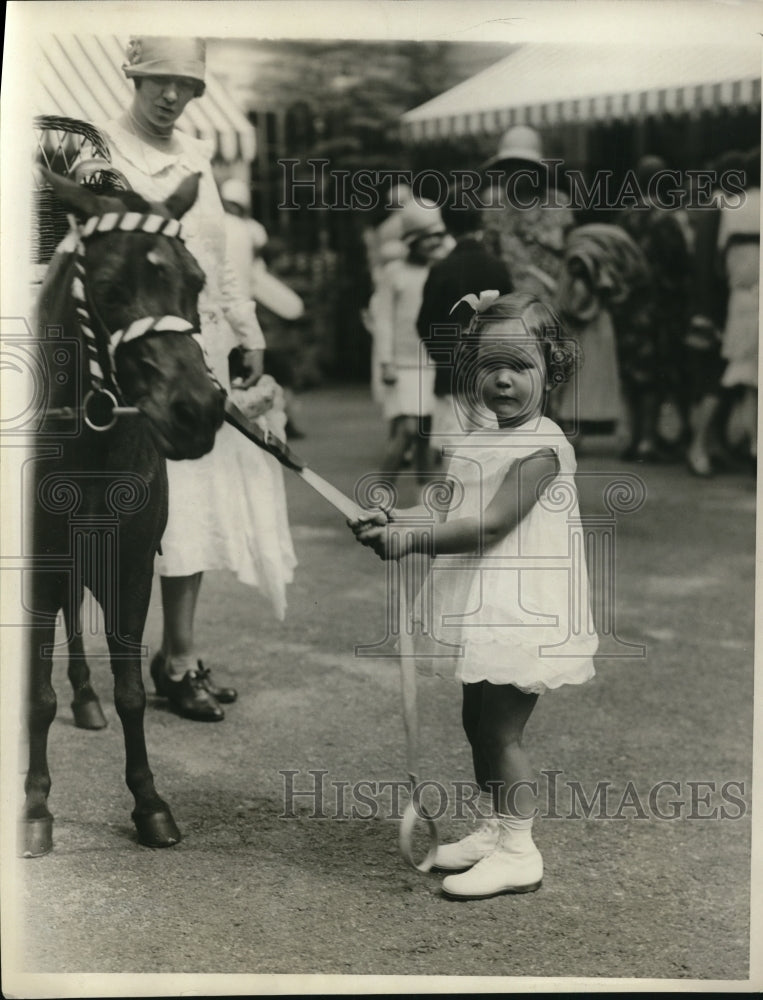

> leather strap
[224,393,439,871]
[398,572,439,872]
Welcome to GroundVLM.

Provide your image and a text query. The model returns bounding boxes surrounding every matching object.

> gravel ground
[7,386,757,993]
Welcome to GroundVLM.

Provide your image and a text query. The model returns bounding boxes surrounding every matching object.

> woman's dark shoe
[150,654,224,721]
[162,670,225,722]
[195,660,238,704]
[151,653,237,705]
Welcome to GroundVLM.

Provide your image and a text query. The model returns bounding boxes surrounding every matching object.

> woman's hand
[237,348,265,387]
[231,374,278,419]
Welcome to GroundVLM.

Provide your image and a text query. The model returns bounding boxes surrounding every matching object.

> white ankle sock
[496,813,536,851]
[477,790,495,822]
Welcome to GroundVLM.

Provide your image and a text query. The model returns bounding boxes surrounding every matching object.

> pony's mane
[114,190,161,213]
[73,188,165,217]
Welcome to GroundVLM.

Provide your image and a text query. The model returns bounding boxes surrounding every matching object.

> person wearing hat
[99,36,297,721]
[220,178,269,291]
[220,176,307,438]
[618,154,692,462]
[715,145,759,467]
[362,183,416,408]
[481,125,575,302]
[370,198,450,491]
[220,177,304,323]
[367,184,415,277]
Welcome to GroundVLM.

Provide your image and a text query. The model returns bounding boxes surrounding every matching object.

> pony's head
[44,171,224,460]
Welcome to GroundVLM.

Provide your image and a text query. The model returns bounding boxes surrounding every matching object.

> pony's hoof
[71,695,107,730]
[132,808,182,848]
[19,816,54,858]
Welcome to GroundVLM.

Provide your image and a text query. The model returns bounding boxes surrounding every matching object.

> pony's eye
[94,281,127,307]
[138,356,163,380]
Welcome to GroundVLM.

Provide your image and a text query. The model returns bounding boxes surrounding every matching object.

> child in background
[350,292,598,900]
[371,199,449,492]
[220,178,306,439]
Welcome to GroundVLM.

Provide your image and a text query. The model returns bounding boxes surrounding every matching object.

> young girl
[350,292,598,900]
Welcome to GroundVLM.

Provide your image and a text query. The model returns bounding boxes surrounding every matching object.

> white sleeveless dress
[419,416,598,693]
[100,119,297,619]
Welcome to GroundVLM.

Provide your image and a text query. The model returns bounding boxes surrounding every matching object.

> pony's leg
[102,566,180,848]
[20,578,62,857]
[65,583,107,730]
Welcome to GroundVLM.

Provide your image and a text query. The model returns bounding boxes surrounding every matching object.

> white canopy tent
[402,43,761,142]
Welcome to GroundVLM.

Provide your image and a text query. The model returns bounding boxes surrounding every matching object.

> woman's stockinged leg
[160,572,203,678]
[153,571,228,721]
[477,681,539,817]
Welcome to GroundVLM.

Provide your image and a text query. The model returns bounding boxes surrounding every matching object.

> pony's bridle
[51,210,220,431]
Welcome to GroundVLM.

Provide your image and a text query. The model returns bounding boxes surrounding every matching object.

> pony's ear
[43,169,103,220]
[164,172,201,220]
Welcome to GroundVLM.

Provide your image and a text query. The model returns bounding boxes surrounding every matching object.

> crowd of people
[362,125,760,482]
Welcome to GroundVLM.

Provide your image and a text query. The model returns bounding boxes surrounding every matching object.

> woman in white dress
[101,36,296,720]
[717,148,759,462]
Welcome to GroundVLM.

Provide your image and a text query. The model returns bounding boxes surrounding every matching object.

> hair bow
[449,289,501,315]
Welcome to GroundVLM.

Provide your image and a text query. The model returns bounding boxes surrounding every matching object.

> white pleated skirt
[155,416,297,620]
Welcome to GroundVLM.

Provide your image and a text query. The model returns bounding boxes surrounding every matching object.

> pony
[21,171,224,856]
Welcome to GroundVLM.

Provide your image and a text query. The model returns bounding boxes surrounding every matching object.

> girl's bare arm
[352,449,560,558]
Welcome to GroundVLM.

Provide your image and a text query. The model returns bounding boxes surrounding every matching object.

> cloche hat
[385,183,414,209]
[399,198,446,244]
[123,36,206,96]
[483,125,544,169]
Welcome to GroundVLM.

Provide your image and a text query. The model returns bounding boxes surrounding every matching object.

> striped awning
[35,34,256,163]
[402,43,762,142]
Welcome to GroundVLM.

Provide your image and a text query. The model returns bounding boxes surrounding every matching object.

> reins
[44,210,221,431]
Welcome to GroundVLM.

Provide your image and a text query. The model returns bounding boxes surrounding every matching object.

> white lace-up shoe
[441,817,543,899]
[432,817,499,871]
